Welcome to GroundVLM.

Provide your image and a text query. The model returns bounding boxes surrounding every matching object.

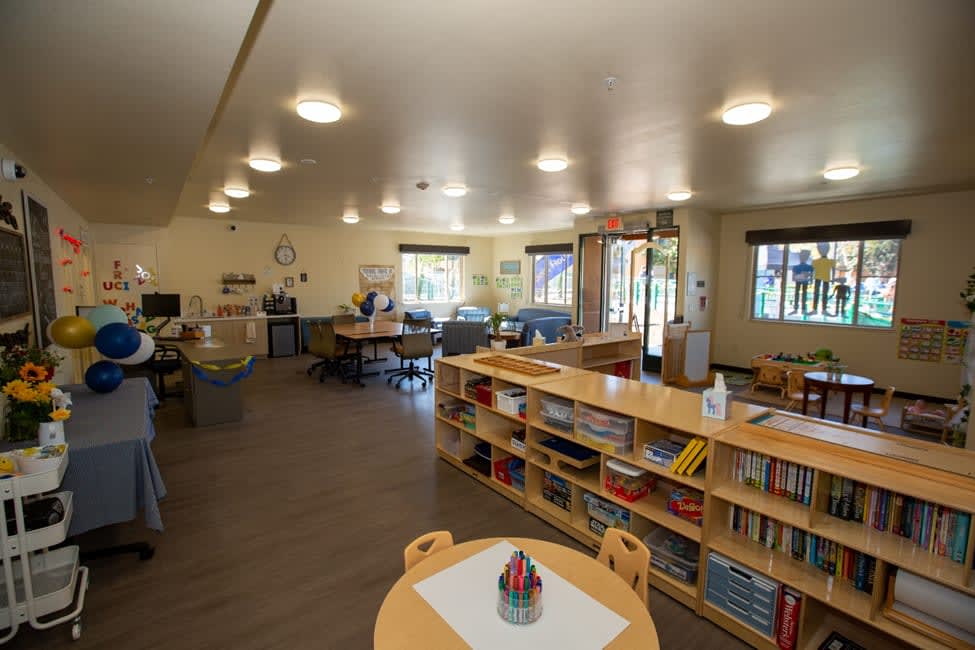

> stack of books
[732,449,813,505]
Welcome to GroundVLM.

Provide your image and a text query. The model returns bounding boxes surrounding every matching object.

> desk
[374,537,659,649]
[173,341,256,426]
[802,371,875,424]
[0,378,167,546]
[334,321,403,385]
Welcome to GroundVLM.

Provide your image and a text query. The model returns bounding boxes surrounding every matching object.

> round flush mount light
[248,158,282,172]
[296,100,342,123]
[224,187,250,199]
[208,202,230,213]
[666,190,692,201]
[342,214,360,224]
[537,158,568,172]
[570,203,591,215]
[721,102,772,126]
[381,204,401,214]
[442,185,468,198]
[498,215,516,225]
[449,223,465,231]
[823,166,860,181]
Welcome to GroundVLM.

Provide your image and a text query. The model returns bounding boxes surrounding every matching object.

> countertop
[175,314,300,322]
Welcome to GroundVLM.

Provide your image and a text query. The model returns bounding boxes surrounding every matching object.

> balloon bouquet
[48,305,156,394]
[350,291,395,323]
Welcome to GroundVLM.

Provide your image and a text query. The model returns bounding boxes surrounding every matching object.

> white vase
[38,421,65,446]
[491,340,507,351]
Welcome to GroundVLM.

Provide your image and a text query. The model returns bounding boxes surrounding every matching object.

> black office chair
[147,345,182,401]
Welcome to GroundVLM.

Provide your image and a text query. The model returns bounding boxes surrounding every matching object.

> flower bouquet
[1,346,69,442]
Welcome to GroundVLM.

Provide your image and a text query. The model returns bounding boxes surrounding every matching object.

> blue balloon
[86,304,129,331]
[359,300,375,317]
[366,291,378,300]
[94,322,142,359]
[381,297,395,312]
[85,360,124,393]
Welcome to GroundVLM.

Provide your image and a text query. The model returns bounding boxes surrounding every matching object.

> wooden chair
[596,528,650,609]
[851,385,895,431]
[403,530,454,571]
[783,369,821,412]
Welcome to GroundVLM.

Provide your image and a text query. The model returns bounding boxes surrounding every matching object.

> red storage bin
[475,383,493,406]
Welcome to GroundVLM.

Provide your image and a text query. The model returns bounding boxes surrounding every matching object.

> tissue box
[702,388,729,420]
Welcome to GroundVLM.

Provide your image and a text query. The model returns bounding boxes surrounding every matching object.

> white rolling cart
[0,449,89,643]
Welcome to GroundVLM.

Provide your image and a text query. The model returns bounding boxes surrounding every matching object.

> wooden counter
[482,333,643,380]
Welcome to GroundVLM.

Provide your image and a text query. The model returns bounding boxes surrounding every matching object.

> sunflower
[19,362,49,382]
[2,379,30,397]
[35,382,55,398]
[49,408,71,422]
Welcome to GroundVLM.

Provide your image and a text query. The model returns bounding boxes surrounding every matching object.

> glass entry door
[643,229,679,372]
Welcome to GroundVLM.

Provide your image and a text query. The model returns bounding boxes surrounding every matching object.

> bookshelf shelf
[711,481,811,530]
[631,456,707,492]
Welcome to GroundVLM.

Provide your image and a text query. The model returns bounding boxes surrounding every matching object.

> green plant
[961,267,975,313]
[488,312,505,337]
[337,303,353,314]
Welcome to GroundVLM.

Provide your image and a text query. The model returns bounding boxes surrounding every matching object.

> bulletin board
[23,193,58,347]
[358,265,396,319]
[0,227,30,320]
[897,318,969,363]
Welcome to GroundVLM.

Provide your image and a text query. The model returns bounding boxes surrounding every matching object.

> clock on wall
[274,233,296,266]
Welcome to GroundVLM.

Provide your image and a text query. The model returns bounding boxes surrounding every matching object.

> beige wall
[0,143,90,382]
[89,217,494,319]
[713,190,975,398]
[491,229,577,316]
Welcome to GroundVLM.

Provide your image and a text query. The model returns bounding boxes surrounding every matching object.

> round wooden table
[802,371,875,424]
[374,537,659,649]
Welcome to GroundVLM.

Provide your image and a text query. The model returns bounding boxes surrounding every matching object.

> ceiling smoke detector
[605,76,618,92]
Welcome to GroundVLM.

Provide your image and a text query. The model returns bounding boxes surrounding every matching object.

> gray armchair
[441,320,489,355]
[456,306,491,322]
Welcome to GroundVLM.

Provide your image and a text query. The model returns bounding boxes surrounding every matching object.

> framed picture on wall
[284,276,295,288]
[500,260,520,275]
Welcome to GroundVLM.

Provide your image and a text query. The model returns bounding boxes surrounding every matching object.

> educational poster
[472,274,488,287]
[896,318,968,363]
[94,243,160,327]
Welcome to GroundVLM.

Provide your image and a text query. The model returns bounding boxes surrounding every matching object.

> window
[531,253,574,305]
[401,253,464,303]
[752,239,901,328]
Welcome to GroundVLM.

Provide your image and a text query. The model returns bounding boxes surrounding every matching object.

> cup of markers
[497,549,543,625]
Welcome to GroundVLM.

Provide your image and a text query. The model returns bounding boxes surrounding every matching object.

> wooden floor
[14,351,747,650]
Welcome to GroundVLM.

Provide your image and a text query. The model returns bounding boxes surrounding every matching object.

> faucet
[188,295,204,318]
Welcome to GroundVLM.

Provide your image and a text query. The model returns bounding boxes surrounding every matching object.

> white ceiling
[2,0,974,234]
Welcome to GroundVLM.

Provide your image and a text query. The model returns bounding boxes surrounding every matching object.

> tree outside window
[401,253,464,302]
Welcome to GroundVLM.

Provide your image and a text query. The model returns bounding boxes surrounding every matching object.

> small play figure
[831,278,852,318]
[812,242,835,315]
[788,249,813,315]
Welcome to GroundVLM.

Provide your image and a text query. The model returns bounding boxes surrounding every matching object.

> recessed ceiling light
[208,203,230,213]
[442,185,467,198]
[449,223,465,231]
[823,167,860,181]
[380,204,401,214]
[721,102,772,125]
[537,158,568,172]
[296,100,342,123]
[249,158,281,172]
[224,187,250,199]
[498,215,516,225]
[342,214,359,224]
[667,191,692,201]
[570,203,591,215]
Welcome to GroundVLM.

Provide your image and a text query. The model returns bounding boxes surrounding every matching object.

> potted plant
[1,346,69,442]
[488,312,507,351]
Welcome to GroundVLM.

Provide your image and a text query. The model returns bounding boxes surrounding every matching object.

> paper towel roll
[245,321,257,343]
[894,570,975,636]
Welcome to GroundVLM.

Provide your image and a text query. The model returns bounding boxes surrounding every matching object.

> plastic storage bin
[583,492,631,536]
[496,388,527,418]
[705,552,780,638]
[604,458,655,502]
[643,527,700,584]
[494,456,525,492]
[643,439,687,467]
[540,396,574,420]
[576,405,634,454]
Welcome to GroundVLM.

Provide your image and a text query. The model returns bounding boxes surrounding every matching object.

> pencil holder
[497,586,543,624]
[497,550,543,625]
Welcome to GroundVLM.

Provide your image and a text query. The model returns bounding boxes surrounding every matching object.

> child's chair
[784,370,821,412]
[403,530,454,571]
[851,386,896,431]
[596,529,651,609]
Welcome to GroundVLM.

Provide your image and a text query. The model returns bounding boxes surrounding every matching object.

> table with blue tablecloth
[2,377,167,537]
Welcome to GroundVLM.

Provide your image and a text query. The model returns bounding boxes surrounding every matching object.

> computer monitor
[141,293,181,317]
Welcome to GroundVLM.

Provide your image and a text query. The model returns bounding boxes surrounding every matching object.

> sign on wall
[94,243,160,328]
[897,318,969,363]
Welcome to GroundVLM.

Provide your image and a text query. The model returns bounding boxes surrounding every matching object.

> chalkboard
[24,193,57,347]
[0,227,31,319]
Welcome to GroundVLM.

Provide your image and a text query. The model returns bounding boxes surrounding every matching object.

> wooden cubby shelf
[434,353,975,650]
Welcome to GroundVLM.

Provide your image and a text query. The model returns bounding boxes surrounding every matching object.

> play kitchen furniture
[0,449,89,642]
[374,537,659,649]
[750,354,828,397]
[801,371,875,424]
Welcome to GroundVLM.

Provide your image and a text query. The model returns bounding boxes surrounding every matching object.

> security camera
[1,160,27,181]
[229,224,238,232]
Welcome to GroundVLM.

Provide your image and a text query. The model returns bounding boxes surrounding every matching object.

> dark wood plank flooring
[12,352,747,649]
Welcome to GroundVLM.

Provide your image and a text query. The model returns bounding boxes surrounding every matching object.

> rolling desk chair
[308,321,356,383]
[386,318,435,388]
[146,343,182,401]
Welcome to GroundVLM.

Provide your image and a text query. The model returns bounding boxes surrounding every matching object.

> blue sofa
[509,308,572,345]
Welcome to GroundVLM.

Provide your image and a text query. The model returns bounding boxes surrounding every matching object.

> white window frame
[531,253,574,306]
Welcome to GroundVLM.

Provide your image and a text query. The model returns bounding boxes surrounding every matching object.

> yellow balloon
[50,315,96,349]
[351,293,364,307]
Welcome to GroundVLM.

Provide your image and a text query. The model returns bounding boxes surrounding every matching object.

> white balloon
[116,332,156,365]
[373,294,391,311]
[45,320,55,343]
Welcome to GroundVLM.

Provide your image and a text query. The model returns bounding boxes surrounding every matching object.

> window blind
[524,243,573,254]
[398,244,470,255]
[745,220,911,245]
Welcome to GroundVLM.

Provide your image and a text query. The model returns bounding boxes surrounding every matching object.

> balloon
[367,291,378,300]
[381,297,396,313]
[116,332,156,365]
[85,360,124,393]
[374,294,390,311]
[86,304,129,331]
[351,292,365,307]
[45,320,55,343]
[94,322,142,359]
[50,316,96,349]
[359,300,375,317]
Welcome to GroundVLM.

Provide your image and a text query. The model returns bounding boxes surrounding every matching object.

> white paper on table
[413,540,631,650]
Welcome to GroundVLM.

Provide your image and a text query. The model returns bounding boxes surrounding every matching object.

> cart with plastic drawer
[0,448,89,643]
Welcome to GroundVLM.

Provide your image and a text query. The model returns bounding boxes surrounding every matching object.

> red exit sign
[606,216,623,231]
